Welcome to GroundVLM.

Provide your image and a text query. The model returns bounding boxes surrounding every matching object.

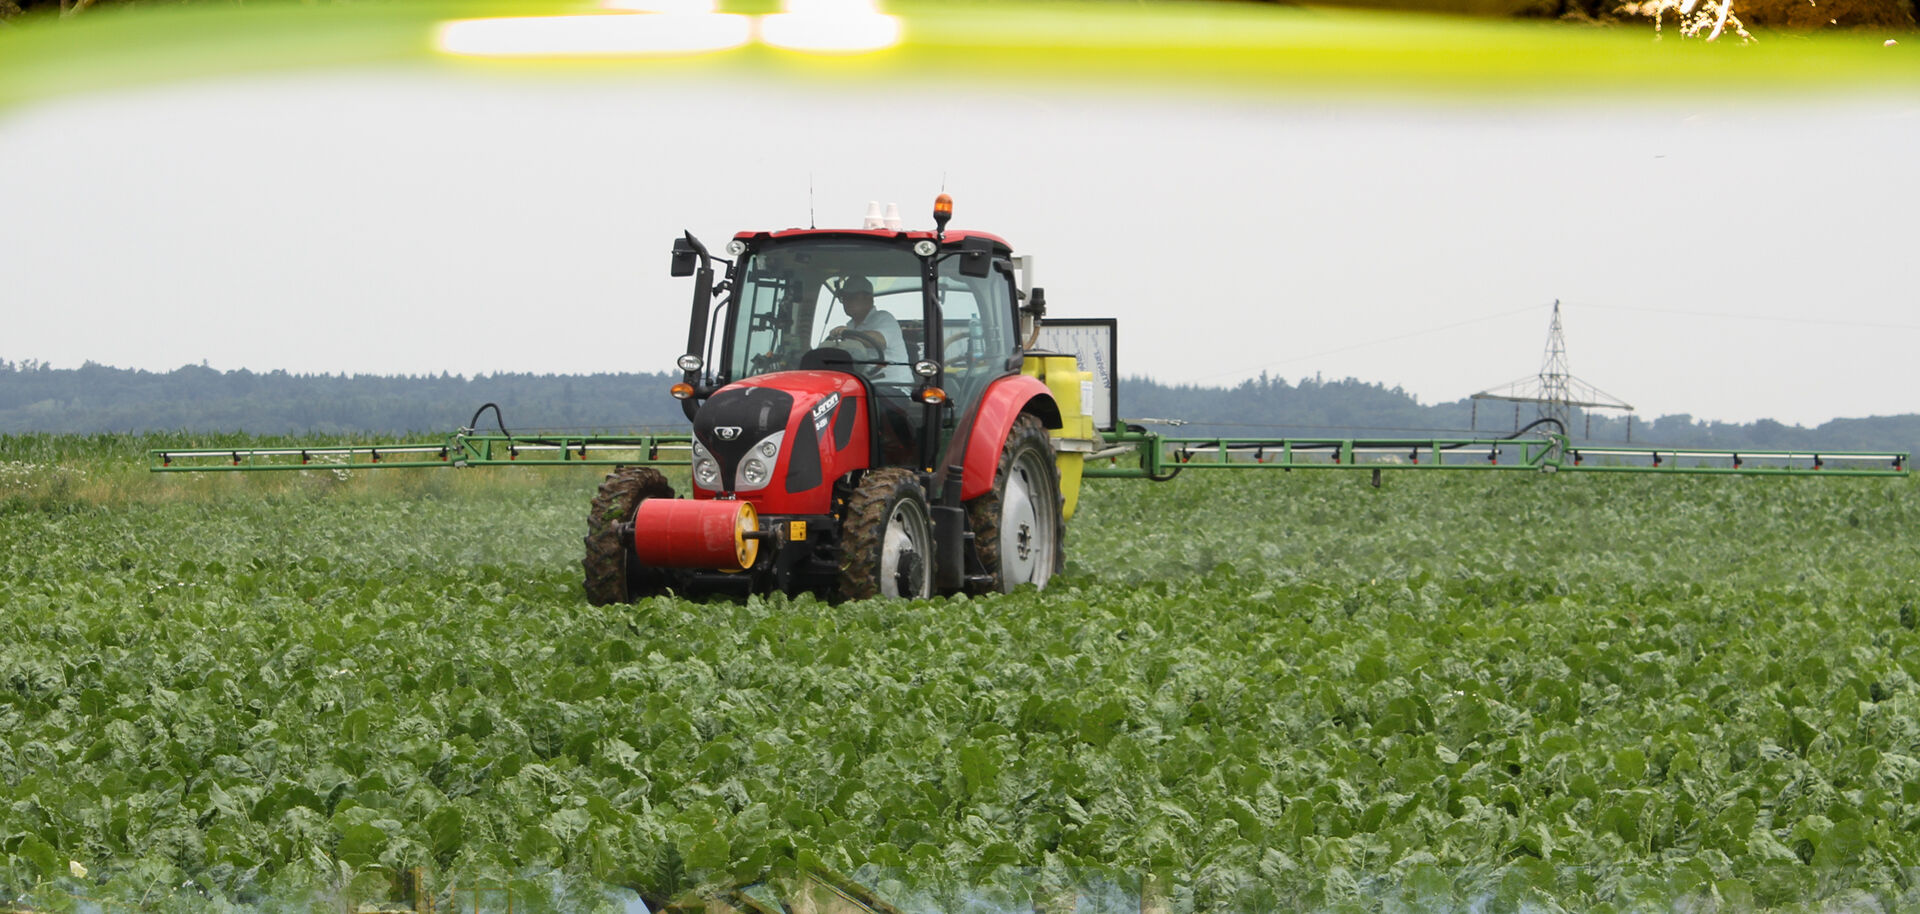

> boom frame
[149,429,1906,478]
[150,433,692,472]
[1080,429,1905,478]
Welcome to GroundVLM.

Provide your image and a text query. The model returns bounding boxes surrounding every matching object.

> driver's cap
[840,275,873,297]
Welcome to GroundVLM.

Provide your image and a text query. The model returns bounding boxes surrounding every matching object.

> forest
[3,360,1914,457]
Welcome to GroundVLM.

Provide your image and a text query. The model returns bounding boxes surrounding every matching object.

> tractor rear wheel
[967,412,1065,594]
[583,467,675,605]
[837,468,936,601]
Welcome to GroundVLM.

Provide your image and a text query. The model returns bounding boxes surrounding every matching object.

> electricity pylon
[1472,301,1634,439]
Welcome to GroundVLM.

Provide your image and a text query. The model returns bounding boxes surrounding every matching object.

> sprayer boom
[150,433,692,472]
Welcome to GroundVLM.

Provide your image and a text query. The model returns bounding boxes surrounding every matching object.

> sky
[2,65,1917,427]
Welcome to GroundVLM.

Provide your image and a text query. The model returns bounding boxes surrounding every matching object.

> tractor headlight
[725,239,747,256]
[677,353,703,373]
[691,441,722,489]
[732,429,784,492]
[914,240,937,257]
[695,460,721,488]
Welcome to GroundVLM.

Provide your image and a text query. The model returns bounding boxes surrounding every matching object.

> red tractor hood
[690,371,871,514]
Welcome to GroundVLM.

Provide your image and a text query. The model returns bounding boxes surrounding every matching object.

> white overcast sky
[2,66,1916,427]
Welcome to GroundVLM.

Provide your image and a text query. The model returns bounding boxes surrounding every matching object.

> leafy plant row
[2,443,1918,912]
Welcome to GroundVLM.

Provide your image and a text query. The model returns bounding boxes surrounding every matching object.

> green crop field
[4,434,1920,913]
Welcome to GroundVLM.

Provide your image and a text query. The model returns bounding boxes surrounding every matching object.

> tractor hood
[694,385,792,492]
[691,371,866,504]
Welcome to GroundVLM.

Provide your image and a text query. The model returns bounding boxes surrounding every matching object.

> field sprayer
[149,195,1910,603]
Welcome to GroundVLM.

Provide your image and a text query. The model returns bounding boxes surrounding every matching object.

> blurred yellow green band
[1,0,1916,111]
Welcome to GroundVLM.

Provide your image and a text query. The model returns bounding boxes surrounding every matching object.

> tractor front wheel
[837,468,936,601]
[583,467,675,605]
[968,412,1065,594]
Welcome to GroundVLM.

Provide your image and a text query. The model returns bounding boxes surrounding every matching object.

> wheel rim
[880,495,933,598]
[1001,448,1058,587]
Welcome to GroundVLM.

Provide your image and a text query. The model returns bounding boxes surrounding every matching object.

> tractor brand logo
[714,426,743,441]
[810,392,841,432]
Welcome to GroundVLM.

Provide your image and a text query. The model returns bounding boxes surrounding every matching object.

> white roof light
[759,0,901,53]
[601,0,714,11]
[436,0,895,59]
[435,13,751,57]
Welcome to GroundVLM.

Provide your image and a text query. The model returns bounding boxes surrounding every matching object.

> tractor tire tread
[836,467,924,602]
[582,466,675,605]
[967,412,1066,594]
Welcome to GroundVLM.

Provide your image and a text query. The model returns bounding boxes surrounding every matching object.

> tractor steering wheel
[828,333,882,363]
[802,336,886,379]
[842,336,891,380]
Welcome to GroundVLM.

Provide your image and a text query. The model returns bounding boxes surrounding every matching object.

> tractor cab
[710,230,1022,465]
[585,197,1074,604]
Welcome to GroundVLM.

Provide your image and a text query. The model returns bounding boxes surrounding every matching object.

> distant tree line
[0,360,688,435]
[1123,372,1920,458]
[3,360,1916,457]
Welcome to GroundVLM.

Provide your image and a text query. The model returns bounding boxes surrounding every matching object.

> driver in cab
[825,275,911,384]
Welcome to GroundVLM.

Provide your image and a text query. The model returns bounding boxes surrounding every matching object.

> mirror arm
[681,232,716,401]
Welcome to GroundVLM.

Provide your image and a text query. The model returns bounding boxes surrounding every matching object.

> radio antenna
[809,174,816,229]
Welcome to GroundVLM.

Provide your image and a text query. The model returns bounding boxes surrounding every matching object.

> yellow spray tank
[1021,351,1096,520]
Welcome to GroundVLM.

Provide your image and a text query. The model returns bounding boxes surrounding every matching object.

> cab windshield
[724,239,924,385]
[722,236,1018,405]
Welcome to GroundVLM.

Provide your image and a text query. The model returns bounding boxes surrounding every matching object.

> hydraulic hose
[1503,417,1567,440]
[467,402,511,436]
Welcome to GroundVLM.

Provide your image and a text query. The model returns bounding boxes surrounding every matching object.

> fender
[952,374,1063,501]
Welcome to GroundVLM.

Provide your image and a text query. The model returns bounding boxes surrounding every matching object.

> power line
[1191,302,1551,384]
[1578,302,1920,332]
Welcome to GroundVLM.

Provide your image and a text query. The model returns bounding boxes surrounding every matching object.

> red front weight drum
[631,499,760,571]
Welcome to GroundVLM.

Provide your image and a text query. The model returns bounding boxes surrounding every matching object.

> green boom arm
[150,433,692,472]
[150,428,1905,478]
[1080,429,1907,479]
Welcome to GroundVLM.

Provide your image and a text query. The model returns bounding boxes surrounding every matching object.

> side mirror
[671,237,698,277]
[1023,287,1047,319]
[1018,287,1046,349]
[958,236,992,278]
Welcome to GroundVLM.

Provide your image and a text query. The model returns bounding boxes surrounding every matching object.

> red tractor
[583,196,1082,603]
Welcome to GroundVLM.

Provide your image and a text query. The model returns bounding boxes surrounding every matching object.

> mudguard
[954,374,1062,501]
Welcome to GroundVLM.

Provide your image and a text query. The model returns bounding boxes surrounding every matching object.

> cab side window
[937,260,1016,414]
